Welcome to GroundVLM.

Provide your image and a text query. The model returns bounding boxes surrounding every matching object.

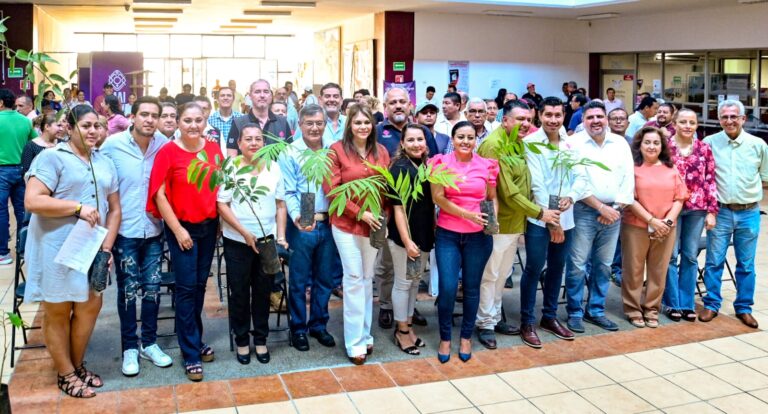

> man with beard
[158,103,177,139]
[644,102,676,138]
[474,99,561,349]
[565,101,634,333]
[415,101,449,155]
[228,79,292,156]
[434,92,464,136]
[293,83,345,147]
[101,96,173,376]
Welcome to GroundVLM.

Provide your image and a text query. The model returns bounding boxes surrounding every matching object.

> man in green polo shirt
[0,88,38,265]
[474,99,560,349]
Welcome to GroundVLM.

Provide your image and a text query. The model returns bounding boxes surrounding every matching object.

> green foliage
[549,147,610,196]
[494,124,546,168]
[298,148,334,189]
[1,312,26,382]
[327,174,388,220]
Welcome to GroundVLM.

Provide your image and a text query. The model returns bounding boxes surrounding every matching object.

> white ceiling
[5,0,745,34]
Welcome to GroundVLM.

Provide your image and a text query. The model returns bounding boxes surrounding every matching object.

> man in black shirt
[227,79,292,156]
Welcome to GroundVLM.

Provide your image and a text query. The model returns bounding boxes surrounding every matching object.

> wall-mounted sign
[7,67,22,78]
[393,61,406,71]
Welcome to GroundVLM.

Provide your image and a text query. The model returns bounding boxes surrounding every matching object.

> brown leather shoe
[736,313,759,329]
[698,308,718,322]
[540,318,575,341]
[520,325,542,349]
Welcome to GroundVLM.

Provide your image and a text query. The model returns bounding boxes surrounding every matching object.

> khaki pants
[476,233,521,330]
[620,224,676,320]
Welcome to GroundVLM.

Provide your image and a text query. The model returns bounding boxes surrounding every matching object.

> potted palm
[296,148,334,228]
[546,146,610,210]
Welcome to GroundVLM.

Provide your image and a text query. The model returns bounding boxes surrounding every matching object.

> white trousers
[389,240,428,322]
[332,226,378,357]
[476,233,521,330]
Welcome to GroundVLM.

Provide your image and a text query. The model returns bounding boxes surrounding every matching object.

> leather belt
[719,202,757,211]
[314,212,329,221]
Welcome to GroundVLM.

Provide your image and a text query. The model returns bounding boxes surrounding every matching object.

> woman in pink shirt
[621,126,688,329]
[103,94,130,136]
[430,121,499,364]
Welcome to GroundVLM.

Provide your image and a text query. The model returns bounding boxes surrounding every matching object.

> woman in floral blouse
[662,108,718,322]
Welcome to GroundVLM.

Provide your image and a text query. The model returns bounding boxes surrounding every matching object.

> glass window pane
[74,34,103,53]
[662,52,707,118]
[637,53,662,103]
[234,36,265,58]
[202,36,233,58]
[137,35,169,58]
[170,35,201,58]
[709,50,756,109]
[601,54,634,70]
[103,34,136,52]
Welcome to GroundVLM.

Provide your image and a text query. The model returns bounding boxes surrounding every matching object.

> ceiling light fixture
[243,10,292,16]
[260,1,316,7]
[134,17,178,22]
[221,25,258,29]
[133,0,191,4]
[576,13,619,20]
[135,24,174,28]
[133,8,184,13]
[231,18,273,23]
[483,10,533,17]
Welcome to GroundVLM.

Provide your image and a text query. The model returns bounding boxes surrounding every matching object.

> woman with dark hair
[388,124,434,355]
[24,104,121,398]
[340,98,356,116]
[431,120,498,363]
[103,94,129,135]
[324,104,390,365]
[494,88,507,113]
[148,102,223,381]
[662,109,718,322]
[621,126,688,328]
[22,114,65,175]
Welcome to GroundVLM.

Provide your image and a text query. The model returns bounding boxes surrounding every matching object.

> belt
[719,202,757,211]
[314,212,329,221]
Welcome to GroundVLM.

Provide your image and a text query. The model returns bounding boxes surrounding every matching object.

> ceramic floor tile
[709,393,768,414]
[737,332,768,352]
[621,377,699,408]
[401,381,473,413]
[750,388,768,404]
[237,401,298,414]
[626,349,696,375]
[179,409,237,414]
[529,391,602,414]
[497,368,569,398]
[577,384,655,414]
[174,382,234,413]
[543,361,614,390]
[701,337,768,361]
[347,387,419,414]
[477,399,542,414]
[331,364,396,392]
[586,355,657,382]
[665,343,734,368]
[117,385,176,414]
[436,409,480,413]
[662,402,724,414]
[705,362,768,391]
[293,394,357,414]
[664,369,741,400]
[450,374,522,406]
[281,369,343,399]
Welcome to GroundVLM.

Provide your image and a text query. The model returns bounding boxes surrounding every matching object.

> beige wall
[33,6,76,95]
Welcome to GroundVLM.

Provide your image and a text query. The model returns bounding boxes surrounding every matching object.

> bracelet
[74,203,83,218]
[536,209,544,220]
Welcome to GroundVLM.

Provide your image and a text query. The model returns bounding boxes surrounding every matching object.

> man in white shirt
[434,92,464,136]
[626,96,658,141]
[603,88,624,114]
[15,95,37,121]
[565,100,634,334]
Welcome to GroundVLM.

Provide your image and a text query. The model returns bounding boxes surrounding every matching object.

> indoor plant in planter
[546,144,610,210]
[296,148,334,228]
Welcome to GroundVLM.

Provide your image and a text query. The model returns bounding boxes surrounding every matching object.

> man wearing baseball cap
[522,83,543,109]
[414,101,449,155]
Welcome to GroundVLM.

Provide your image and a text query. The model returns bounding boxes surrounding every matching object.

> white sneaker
[0,254,12,265]
[122,349,140,376]
[140,344,173,368]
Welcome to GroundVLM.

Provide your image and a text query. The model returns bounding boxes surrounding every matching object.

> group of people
[1,75,766,399]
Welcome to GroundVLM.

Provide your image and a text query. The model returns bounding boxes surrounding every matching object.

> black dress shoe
[477,329,497,349]
[378,309,394,329]
[411,308,428,326]
[255,350,270,364]
[236,352,251,365]
[291,333,310,351]
[309,330,336,347]
[494,320,521,336]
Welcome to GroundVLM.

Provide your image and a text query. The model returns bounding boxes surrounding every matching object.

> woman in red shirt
[324,104,390,365]
[148,103,223,381]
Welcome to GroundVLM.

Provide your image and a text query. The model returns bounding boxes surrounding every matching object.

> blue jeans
[663,210,706,311]
[611,240,623,285]
[113,235,163,351]
[703,205,760,314]
[165,219,218,364]
[0,165,25,256]
[520,224,572,325]
[566,203,621,318]
[435,228,492,341]
[287,220,340,334]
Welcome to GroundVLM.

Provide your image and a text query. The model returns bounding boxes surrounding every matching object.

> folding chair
[11,215,45,367]
[695,236,736,297]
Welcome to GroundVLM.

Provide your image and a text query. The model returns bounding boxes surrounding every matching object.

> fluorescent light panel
[483,10,533,16]
[135,24,174,28]
[243,10,292,16]
[133,0,191,4]
[231,18,273,23]
[260,1,316,7]
[576,12,619,20]
[221,25,259,29]
[134,17,178,22]
[133,8,184,13]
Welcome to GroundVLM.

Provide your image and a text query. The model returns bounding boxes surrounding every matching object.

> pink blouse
[668,138,718,214]
[624,163,689,229]
[430,152,499,233]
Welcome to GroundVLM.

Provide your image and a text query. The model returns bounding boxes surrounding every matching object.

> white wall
[413,12,590,101]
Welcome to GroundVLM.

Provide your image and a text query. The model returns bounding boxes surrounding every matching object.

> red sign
[623,74,634,81]
[394,74,404,83]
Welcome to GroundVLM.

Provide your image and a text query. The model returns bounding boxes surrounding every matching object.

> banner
[383,81,417,106]
[90,52,143,105]
[448,61,469,93]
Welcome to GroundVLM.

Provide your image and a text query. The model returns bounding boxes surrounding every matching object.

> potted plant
[1,312,25,413]
[295,148,334,228]
[546,146,610,210]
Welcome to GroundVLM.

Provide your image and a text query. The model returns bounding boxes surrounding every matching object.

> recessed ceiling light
[133,0,191,4]
[135,24,174,28]
[133,8,184,13]
[243,10,292,16]
[576,13,619,20]
[221,25,258,29]
[134,17,178,22]
[231,18,273,24]
[483,10,533,17]
[260,1,316,7]
[213,30,245,34]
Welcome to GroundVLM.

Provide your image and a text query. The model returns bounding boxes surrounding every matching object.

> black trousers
[223,237,275,346]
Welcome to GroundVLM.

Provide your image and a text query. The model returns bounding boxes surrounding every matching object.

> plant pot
[0,383,10,414]
[480,200,499,235]
[88,250,111,293]
[256,235,282,275]
[548,194,561,210]
[299,192,316,227]
[405,251,423,280]
[369,215,388,249]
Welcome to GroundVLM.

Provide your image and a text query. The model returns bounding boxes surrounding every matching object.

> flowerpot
[548,194,561,210]
[1,383,11,414]
[406,251,423,280]
[88,250,111,293]
[369,215,388,249]
[256,235,282,275]
[299,192,316,227]
[480,200,499,235]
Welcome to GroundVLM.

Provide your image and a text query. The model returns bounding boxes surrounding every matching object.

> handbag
[88,250,111,292]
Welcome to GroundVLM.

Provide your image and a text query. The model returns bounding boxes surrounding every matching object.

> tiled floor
[4,199,768,413]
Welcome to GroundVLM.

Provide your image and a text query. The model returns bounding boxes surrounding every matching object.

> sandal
[394,330,420,355]
[681,309,697,322]
[408,324,426,348]
[665,309,682,322]
[201,344,215,362]
[57,371,96,398]
[74,362,103,388]
[185,362,204,382]
[628,317,645,328]
[645,318,659,328]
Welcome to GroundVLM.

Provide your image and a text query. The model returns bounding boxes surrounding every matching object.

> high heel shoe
[437,352,451,364]
[408,323,426,348]
[459,340,472,362]
[394,330,420,355]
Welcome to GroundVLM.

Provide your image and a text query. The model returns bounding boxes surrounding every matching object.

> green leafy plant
[0,312,26,383]
[494,124,547,168]
[548,146,610,197]
[297,148,334,188]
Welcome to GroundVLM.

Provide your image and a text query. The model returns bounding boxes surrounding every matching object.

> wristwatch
[74,203,83,218]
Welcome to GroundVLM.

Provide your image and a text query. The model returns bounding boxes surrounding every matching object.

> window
[104,34,137,52]
[202,36,233,58]
[137,35,169,58]
[170,35,201,58]
[234,36,265,58]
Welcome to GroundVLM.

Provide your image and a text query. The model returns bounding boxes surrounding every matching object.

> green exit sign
[7,67,23,78]
[393,61,406,71]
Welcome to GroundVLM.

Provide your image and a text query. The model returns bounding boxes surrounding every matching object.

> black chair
[695,236,736,297]
[143,239,176,339]
[11,215,45,367]
[215,238,226,302]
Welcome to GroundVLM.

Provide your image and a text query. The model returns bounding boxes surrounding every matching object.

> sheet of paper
[54,220,109,274]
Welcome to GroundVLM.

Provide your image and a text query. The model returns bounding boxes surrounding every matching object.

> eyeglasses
[609,117,627,122]
[719,115,743,121]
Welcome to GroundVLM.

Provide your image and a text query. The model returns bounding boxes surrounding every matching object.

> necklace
[675,137,693,157]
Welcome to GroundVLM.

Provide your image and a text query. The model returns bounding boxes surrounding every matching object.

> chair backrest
[16,226,28,257]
